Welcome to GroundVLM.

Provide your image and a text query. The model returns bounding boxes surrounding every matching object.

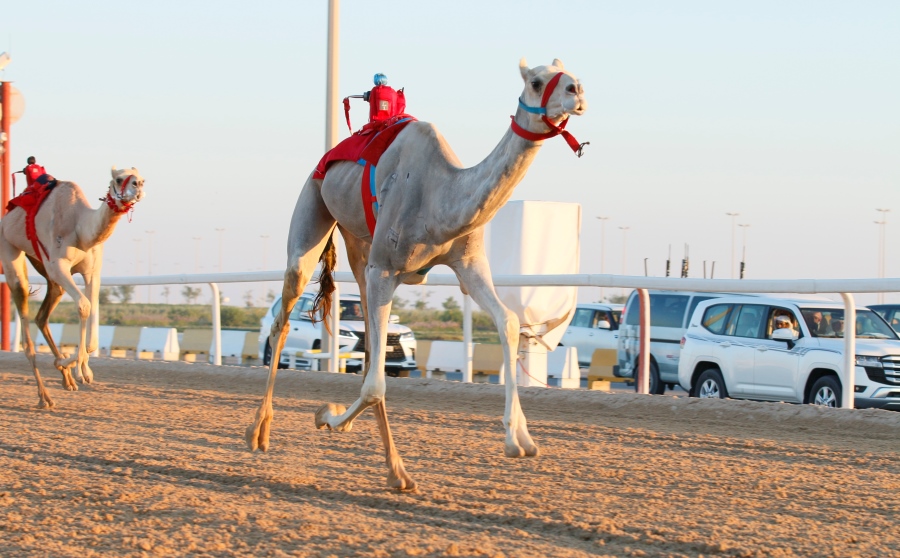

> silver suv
[678,296,900,409]
[258,293,417,375]
[617,290,743,394]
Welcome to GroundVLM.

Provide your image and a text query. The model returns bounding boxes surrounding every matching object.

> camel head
[517,58,587,122]
[107,166,145,212]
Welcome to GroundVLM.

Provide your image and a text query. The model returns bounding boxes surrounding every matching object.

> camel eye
[116,178,122,185]
[531,79,541,92]
[566,84,576,94]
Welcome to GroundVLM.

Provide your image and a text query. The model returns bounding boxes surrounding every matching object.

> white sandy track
[1,352,899,557]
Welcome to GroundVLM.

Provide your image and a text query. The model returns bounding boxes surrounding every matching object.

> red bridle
[510,72,589,157]
[105,175,136,217]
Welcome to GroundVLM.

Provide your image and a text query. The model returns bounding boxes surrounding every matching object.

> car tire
[263,342,271,366]
[694,368,728,399]
[810,376,842,408]
[633,360,665,395]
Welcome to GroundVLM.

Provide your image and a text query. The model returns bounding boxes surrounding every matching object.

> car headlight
[338,328,358,340]
[855,355,882,368]
[400,332,415,340]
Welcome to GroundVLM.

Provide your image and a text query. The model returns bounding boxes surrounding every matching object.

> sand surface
[2,352,899,557]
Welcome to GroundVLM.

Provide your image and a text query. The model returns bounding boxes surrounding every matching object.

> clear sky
[2,1,898,309]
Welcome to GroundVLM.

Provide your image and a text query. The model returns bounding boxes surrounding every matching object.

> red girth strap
[510,72,589,157]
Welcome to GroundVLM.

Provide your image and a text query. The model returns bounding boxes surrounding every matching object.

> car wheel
[810,376,842,408]
[695,368,728,399]
[634,360,665,395]
[263,342,271,366]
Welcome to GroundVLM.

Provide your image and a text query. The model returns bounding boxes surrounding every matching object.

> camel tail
[310,235,337,335]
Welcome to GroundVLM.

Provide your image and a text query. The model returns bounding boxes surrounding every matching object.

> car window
[802,308,898,339]
[766,307,801,338]
[340,300,364,321]
[702,304,735,335]
[571,308,595,328]
[732,304,766,339]
[624,294,690,327]
[687,296,716,327]
[611,310,622,325]
[293,297,315,321]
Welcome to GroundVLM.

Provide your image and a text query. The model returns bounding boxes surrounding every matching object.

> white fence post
[840,292,856,409]
[637,288,651,395]
[463,294,473,383]
[209,282,221,366]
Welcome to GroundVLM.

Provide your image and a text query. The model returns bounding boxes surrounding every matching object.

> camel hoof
[387,472,417,492]
[314,403,350,431]
[504,444,526,458]
[244,421,270,452]
[38,397,55,409]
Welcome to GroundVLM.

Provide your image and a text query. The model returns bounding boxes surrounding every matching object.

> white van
[617,290,747,393]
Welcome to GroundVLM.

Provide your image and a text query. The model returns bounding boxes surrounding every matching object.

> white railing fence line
[3,270,895,407]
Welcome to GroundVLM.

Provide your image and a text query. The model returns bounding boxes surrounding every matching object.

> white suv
[258,293,417,375]
[557,303,623,368]
[678,296,900,409]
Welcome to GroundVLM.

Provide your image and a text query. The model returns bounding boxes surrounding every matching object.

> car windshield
[800,308,898,339]
[339,301,364,321]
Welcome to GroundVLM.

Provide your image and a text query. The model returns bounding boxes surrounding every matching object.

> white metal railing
[3,270,896,408]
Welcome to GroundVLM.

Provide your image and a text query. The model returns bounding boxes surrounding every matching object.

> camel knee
[76,297,91,320]
[500,310,519,341]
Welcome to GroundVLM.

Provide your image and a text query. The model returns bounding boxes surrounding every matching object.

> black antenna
[665,244,671,277]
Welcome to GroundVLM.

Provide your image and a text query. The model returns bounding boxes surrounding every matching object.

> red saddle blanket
[6,179,56,263]
[313,114,416,236]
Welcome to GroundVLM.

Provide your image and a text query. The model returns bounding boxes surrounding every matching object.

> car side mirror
[389,314,400,324]
[596,320,611,330]
[771,327,798,348]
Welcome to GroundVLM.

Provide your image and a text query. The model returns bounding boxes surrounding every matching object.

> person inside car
[806,311,824,336]
[771,314,796,338]
[831,318,844,337]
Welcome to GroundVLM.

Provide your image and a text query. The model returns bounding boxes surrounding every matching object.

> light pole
[132,239,142,302]
[726,212,739,279]
[192,237,202,273]
[738,224,750,279]
[876,208,890,304]
[260,234,270,305]
[619,226,629,295]
[597,216,609,301]
[145,230,155,303]
[215,228,225,273]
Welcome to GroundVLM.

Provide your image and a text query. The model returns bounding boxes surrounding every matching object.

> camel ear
[519,58,530,81]
[552,58,565,70]
[111,166,118,177]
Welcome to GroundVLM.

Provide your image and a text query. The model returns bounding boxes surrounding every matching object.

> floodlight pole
[323,0,341,373]
[1,81,11,351]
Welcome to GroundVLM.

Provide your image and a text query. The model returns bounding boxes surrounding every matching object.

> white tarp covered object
[490,200,580,348]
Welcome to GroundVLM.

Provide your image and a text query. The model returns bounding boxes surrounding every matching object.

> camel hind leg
[245,179,336,452]
[0,247,56,408]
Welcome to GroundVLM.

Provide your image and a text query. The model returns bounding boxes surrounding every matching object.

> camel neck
[78,199,124,249]
[446,107,546,234]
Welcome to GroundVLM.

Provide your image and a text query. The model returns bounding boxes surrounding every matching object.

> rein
[510,72,589,157]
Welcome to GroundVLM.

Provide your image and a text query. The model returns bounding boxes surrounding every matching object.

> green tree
[112,285,135,304]
[392,295,408,310]
[182,286,202,304]
[98,287,112,305]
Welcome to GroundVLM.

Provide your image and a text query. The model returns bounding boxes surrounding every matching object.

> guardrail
[5,269,897,408]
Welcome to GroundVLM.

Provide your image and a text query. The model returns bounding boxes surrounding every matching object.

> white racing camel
[0,167,145,408]
[246,59,588,490]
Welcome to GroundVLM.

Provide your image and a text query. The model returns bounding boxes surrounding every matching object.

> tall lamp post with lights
[738,223,750,279]
[726,212,740,279]
[876,208,890,304]
[0,52,24,350]
[597,216,609,301]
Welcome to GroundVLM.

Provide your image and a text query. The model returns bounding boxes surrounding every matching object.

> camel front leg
[45,261,90,391]
[78,263,103,385]
[315,267,415,490]
[452,257,538,458]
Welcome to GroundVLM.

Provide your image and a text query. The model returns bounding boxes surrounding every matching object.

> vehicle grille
[352,333,406,361]
[883,356,900,382]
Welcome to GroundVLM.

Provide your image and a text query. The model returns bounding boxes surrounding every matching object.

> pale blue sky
[2,1,899,307]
